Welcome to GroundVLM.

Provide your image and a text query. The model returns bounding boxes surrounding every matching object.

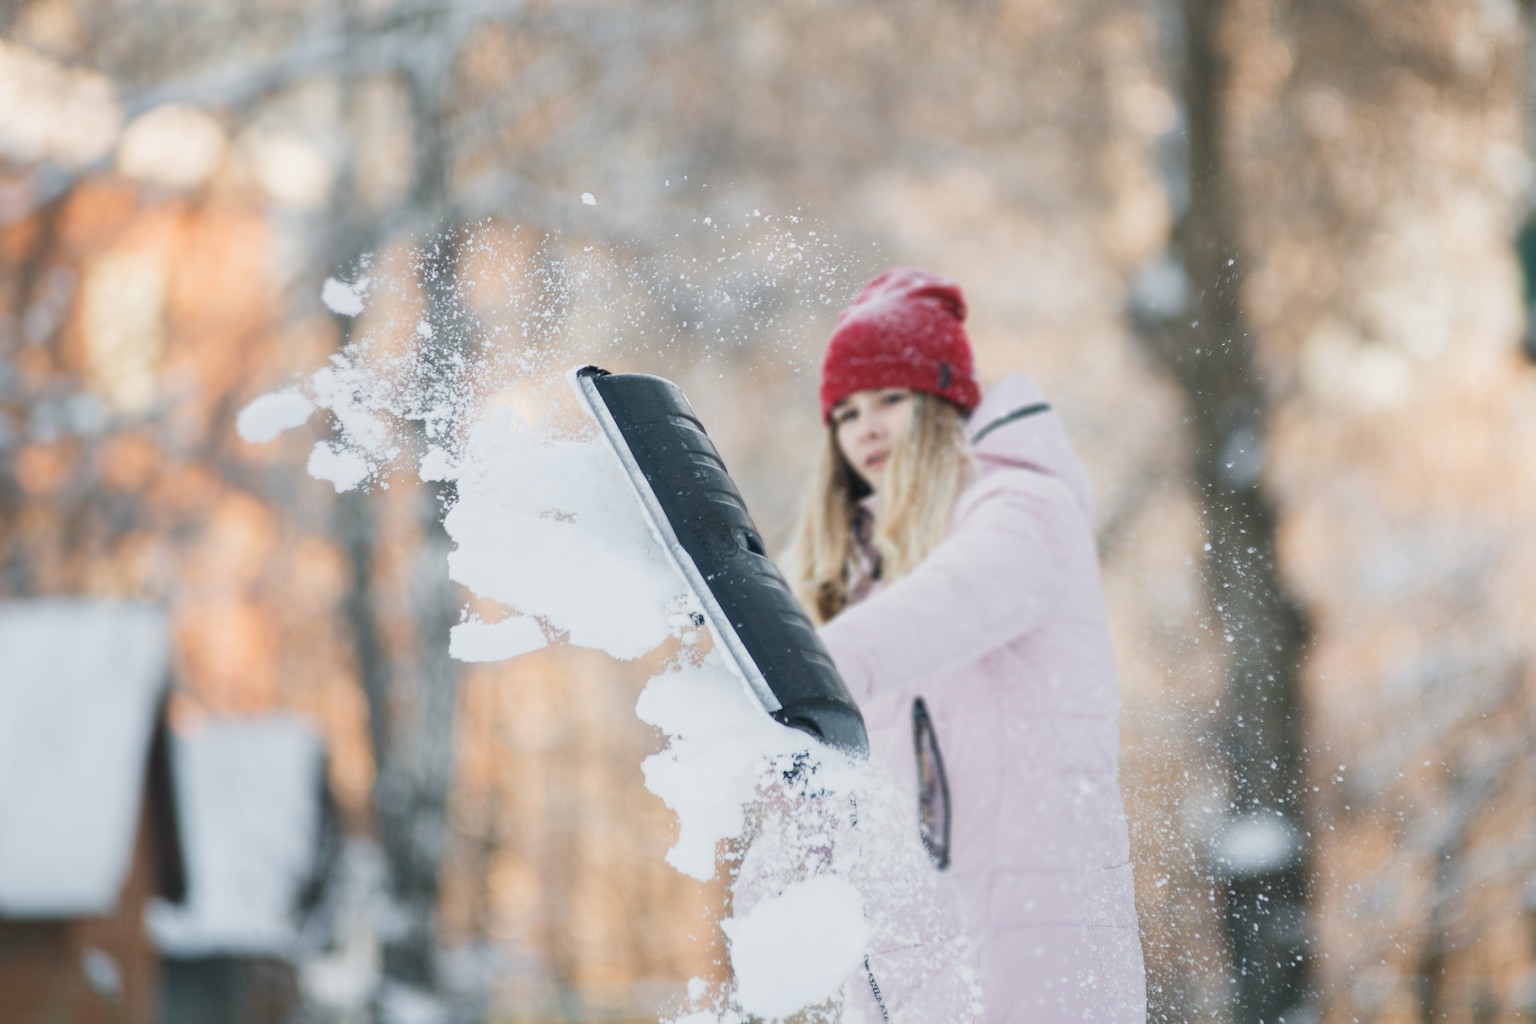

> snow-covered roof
[147,714,328,958]
[0,599,173,917]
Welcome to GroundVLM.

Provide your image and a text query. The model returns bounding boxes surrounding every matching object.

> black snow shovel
[572,365,868,758]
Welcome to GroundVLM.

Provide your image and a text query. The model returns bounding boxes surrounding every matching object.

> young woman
[787,268,1145,1023]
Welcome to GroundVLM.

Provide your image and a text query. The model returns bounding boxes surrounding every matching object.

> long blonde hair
[784,392,976,625]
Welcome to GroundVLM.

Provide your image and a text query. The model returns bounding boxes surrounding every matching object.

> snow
[668,1013,730,1024]
[322,277,366,316]
[146,714,327,957]
[240,220,859,499]
[308,440,372,492]
[721,876,868,1019]
[634,653,805,880]
[638,647,978,1020]
[0,599,170,917]
[236,387,315,442]
[418,446,456,482]
[1212,811,1302,878]
[309,361,391,453]
[448,615,547,663]
[580,192,597,206]
[442,411,686,660]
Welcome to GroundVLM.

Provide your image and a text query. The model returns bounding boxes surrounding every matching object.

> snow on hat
[819,267,981,423]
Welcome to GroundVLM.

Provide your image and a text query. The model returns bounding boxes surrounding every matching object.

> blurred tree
[1131,0,1314,1019]
[1518,0,1536,362]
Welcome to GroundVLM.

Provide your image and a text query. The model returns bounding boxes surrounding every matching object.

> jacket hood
[965,373,1096,521]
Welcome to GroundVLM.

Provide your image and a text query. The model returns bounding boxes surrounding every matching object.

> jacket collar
[965,373,1096,521]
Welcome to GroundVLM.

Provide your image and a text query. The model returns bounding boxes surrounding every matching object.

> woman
[786,268,1145,1023]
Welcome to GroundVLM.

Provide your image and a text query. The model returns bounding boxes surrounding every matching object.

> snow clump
[634,652,806,880]
[722,875,869,1019]
[442,407,686,660]
[235,388,314,443]
[321,277,367,316]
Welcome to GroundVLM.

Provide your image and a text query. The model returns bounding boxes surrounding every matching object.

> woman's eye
[881,391,909,406]
[834,409,856,425]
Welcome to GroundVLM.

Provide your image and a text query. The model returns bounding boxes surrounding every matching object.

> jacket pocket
[911,696,951,870]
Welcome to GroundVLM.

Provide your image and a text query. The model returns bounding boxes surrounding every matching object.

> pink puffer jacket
[820,374,1145,1023]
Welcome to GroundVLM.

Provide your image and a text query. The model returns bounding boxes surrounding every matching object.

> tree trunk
[371,59,467,997]
[373,493,461,991]
[1519,0,1536,362]
[321,38,468,1003]
[1136,0,1315,1019]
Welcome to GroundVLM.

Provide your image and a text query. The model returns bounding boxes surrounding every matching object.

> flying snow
[235,388,314,443]
[235,226,979,1023]
[447,615,547,664]
[722,876,869,1019]
[442,413,685,660]
[634,653,805,881]
[321,277,366,316]
[306,441,371,493]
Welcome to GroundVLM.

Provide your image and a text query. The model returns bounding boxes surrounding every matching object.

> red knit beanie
[819,267,981,423]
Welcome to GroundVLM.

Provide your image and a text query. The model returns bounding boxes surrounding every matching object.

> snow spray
[240,223,982,1022]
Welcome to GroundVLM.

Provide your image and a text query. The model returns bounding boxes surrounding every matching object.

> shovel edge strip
[570,365,785,715]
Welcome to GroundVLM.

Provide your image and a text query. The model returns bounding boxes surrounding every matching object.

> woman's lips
[865,453,887,471]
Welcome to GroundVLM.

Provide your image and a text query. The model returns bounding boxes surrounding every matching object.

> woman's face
[830,388,914,492]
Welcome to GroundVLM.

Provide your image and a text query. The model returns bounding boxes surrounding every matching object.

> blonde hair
[784,392,976,625]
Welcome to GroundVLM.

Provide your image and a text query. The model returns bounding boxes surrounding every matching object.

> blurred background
[2,1,1534,1022]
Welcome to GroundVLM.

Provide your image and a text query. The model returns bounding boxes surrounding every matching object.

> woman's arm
[818,470,1083,703]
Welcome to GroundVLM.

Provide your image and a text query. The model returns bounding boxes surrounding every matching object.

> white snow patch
[580,192,597,206]
[419,446,457,482]
[635,654,805,880]
[448,616,547,663]
[236,388,315,442]
[443,411,684,660]
[321,277,366,316]
[722,875,868,1019]
[307,441,371,492]
[310,362,391,453]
